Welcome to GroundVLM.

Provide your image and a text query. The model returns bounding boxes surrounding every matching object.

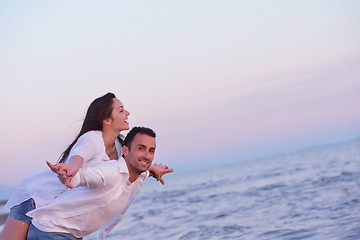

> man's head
[123,127,156,180]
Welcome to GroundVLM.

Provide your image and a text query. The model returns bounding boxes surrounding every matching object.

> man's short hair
[124,127,156,150]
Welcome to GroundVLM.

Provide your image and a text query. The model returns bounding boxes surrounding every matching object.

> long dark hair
[58,92,121,163]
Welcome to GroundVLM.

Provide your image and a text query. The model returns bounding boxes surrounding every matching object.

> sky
[0,0,359,185]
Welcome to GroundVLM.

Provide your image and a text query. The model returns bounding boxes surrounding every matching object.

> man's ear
[123,145,129,157]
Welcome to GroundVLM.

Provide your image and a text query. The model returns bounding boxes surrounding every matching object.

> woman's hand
[149,163,174,185]
[46,161,75,188]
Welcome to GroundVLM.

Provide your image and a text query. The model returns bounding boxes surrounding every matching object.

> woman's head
[103,98,130,132]
[58,92,128,163]
[81,92,117,133]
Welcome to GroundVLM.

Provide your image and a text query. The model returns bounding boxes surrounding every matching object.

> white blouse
[28,157,149,239]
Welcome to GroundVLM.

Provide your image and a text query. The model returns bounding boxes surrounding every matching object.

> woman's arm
[47,160,116,189]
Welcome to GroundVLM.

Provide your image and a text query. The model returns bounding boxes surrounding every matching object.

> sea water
[1,139,360,239]
[89,139,360,240]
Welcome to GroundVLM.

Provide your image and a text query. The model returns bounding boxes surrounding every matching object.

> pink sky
[0,1,359,185]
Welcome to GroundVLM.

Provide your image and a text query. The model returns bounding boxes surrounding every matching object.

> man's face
[124,133,156,175]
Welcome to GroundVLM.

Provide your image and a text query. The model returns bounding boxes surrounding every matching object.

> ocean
[1,138,360,239]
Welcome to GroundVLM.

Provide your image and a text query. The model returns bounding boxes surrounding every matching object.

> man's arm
[148,163,174,185]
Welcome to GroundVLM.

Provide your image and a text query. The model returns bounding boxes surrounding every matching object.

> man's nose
[143,151,150,160]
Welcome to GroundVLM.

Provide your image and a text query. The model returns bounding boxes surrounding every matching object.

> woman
[0,92,172,240]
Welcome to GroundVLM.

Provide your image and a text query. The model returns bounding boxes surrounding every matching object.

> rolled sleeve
[69,172,81,188]
[74,161,118,189]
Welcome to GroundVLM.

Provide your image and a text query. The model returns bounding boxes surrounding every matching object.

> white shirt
[28,157,149,239]
[5,131,124,238]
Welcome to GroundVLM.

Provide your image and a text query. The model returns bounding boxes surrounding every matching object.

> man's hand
[149,163,174,185]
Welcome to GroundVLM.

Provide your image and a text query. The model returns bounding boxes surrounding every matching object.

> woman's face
[109,98,130,131]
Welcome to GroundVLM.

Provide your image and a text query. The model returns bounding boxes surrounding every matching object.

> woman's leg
[0,198,36,240]
[0,217,29,240]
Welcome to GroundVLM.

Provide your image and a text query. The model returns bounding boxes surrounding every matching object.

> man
[27,127,172,239]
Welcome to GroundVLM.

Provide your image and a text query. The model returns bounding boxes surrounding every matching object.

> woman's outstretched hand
[46,161,75,188]
[149,163,174,185]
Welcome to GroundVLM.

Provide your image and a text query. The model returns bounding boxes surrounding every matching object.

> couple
[0,93,174,240]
